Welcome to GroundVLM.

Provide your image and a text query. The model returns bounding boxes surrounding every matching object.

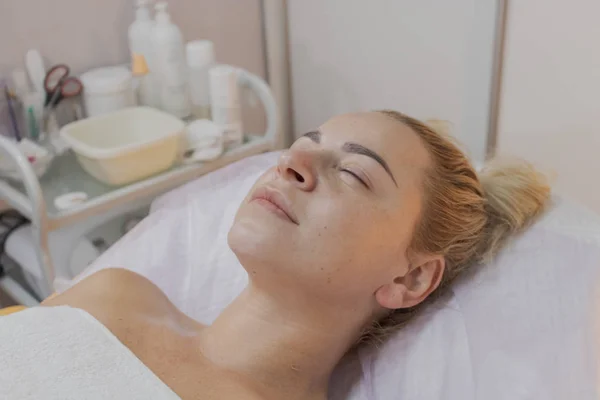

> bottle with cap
[152,1,191,118]
[209,65,243,147]
[186,40,215,119]
[128,0,159,107]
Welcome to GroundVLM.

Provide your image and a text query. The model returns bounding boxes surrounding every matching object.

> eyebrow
[303,130,321,143]
[302,130,397,186]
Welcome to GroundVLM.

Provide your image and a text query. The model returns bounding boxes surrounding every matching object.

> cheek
[249,167,278,194]
[311,198,396,247]
[306,200,408,283]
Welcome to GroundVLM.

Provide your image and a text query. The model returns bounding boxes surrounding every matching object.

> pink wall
[0,0,266,130]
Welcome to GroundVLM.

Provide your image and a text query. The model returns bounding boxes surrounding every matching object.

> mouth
[250,187,299,225]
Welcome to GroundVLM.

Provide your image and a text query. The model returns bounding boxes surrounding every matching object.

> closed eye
[341,169,368,188]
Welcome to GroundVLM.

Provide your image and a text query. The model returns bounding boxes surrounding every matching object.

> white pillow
[75,152,600,400]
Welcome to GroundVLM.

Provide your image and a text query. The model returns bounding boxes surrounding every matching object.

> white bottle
[152,1,191,118]
[186,40,215,119]
[128,0,159,107]
[209,65,243,147]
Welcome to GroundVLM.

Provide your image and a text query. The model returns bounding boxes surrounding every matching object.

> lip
[250,186,299,225]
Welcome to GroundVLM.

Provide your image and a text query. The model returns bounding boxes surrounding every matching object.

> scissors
[43,64,83,109]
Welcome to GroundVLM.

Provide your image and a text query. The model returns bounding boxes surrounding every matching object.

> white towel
[0,306,180,399]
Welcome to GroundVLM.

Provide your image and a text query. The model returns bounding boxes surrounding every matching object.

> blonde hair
[362,110,551,344]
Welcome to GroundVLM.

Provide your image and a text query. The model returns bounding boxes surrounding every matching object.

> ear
[375,255,445,310]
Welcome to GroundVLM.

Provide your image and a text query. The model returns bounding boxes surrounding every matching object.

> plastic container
[128,0,159,107]
[60,107,185,186]
[80,66,137,117]
[209,65,243,147]
[186,40,215,119]
[152,1,190,118]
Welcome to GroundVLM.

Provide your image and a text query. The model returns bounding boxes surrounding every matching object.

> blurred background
[1,0,597,212]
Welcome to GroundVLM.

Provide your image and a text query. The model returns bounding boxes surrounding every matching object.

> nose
[277,148,317,191]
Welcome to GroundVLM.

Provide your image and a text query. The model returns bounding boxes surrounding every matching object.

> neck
[198,282,366,399]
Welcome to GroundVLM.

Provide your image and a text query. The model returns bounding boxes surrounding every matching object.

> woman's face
[229,112,436,313]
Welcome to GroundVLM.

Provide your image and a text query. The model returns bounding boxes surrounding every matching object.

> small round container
[80,66,137,117]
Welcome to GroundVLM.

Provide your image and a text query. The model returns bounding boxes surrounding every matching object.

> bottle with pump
[128,0,158,107]
[152,1,191,118]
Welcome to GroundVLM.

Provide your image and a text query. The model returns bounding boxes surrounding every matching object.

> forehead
[319,112,432,175]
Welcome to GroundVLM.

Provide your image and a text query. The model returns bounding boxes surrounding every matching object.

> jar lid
[186,40,215,68]
[80,66,133,94]
[54,192,89,210]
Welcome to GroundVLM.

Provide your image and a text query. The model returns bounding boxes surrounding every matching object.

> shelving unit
[0,133,277,301]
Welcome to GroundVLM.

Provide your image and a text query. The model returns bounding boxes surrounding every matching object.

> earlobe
[375,283,407,310]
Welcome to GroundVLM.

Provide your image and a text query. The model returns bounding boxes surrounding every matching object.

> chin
[227,216,286,268]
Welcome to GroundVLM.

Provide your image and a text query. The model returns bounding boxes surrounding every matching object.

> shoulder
[43,268,173,323]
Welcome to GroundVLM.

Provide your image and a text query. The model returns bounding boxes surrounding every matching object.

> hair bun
[478,158,551,262]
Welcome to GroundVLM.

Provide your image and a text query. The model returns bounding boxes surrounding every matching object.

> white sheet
[72,152,600,399]
[0,306,179,400]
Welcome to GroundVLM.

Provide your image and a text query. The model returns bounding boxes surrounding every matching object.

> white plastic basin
[60,107,185,186]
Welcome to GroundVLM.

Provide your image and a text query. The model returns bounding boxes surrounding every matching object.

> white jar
[209,65,243,147]
[186,40,215,119]
[80,66,137,117]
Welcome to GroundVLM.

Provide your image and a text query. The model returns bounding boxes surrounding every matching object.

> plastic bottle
[152,1,191,118]
[209,65,243,147]
[128,0,159,107]
[186,40,215,119]
[131,53,153,107]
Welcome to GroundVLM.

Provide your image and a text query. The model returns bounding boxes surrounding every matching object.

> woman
[42,110,549,399]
